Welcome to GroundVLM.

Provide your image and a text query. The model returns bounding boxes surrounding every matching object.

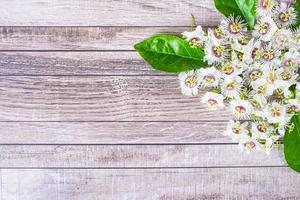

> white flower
[251,121,274,140]
[264,102,286,125]
[230,100,253,119]
[251,94,268,116]
[251,78,268,98]
[253,17,278,42]
[281,50,300,71]
[204,39,227,64]
[256,0,277,17]
[291,28,300,48]
[220,15,247,38]
[223,120,249,142]
[230,51,247,68]
[273,83,292,100]
[220,76,242,99]
[246,66,264,82]
[219,61,242,78]
[286,99,300,114]
[273,2,297,27]
[260,44,281,67]
[201,92,224,110]
[238,136,261,153]
[232,35,251,51]
[279,69,298,86]
[262,67,283,96]
[272,29,292,49]
[207,26,226,42]
[178,70,200,96]
[243,39,262,64]
[197,67,221,88]
[182,26,206,47]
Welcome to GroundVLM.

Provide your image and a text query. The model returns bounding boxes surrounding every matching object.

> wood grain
[0,52,158,75]
[0,76,232,121]
[0,27,188,50]
[0,144,286,168]
[1,168,299,200]
[0,0,222,26]
[0,122,229,144]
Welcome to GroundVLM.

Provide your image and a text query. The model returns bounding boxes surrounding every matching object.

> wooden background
[0,0,300,199]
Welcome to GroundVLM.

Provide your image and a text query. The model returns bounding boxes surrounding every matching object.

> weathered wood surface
[0,52,158,75]
[0,27,187,50]
[0,122,229,144]
[1,0,299,199]
[0,145,286,168]
[0,0,222,26]
[1,168,299,200]
[0,76,232,121]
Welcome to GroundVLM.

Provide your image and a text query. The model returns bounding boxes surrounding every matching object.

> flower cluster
[180,0,300,154]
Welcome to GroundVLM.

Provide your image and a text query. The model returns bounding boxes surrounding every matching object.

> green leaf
[291,0,300,29]
[214,0,257,29]
[134,34,207,73]
[284,114,300,173]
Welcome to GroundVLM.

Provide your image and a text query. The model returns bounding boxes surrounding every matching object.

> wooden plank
[1,168,299,200]
[0,0,221,26]
[0,27,188,50]
[0,52,158,75]
[0,145,285,168]
[0,122,229,144]
[0,76,232,121]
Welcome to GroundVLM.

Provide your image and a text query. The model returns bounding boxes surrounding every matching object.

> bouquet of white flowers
[135,0,300,173]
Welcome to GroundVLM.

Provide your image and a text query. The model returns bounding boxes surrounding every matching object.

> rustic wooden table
[0,0,299,199]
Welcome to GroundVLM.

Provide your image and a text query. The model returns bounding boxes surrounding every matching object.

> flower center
[275,35,287,45]
[257,85,267,95]
[232,126,241,134]
[214,27,224,39]
[287,105,298,114]
[267,71,277,84]
[238,36,250,45]
[261,0,272,9]
[229,22,241,34]
[259,22,270,35]
[269,106,282,117]
[212,46,225,57]
[235,106,246,113]
[279,11,292,22]
[244,141,256,149]
[262,50,275,61]
[203,75,216,84]
[208,99,218,106]
[293,33,300,43]
[257,123,268,133]
[226,82,236,90]
[237,51,244,61]
[189,37,202,47]
[283,59,296,68]
[249,69,263,81]
[251,48,260,59]
[222,63,234,75]
[185,76,198,88]
[274,89,285,100]
[281,71,292,80]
